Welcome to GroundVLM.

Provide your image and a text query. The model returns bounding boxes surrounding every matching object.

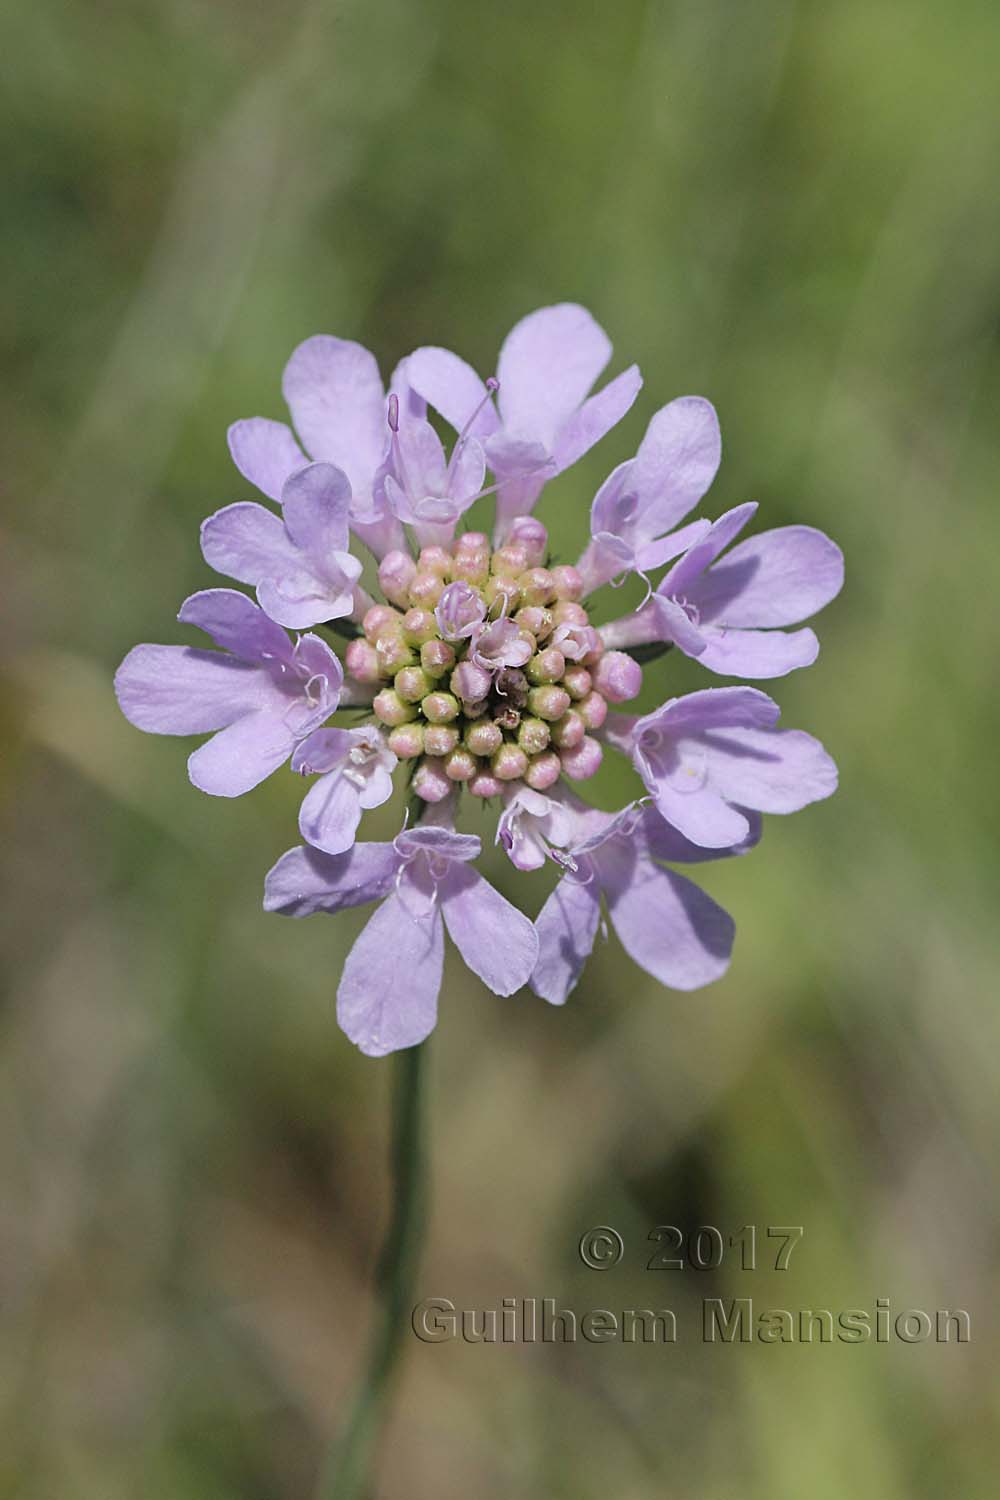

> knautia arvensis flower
[116,303,843,1055]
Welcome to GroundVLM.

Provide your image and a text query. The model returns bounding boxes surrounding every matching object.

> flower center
[359,538,609,802]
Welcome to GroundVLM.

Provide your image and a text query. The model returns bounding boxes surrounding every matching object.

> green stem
[315,1043,427,1500]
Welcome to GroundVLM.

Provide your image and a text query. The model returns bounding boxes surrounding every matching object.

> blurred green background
[3,0,999,1495]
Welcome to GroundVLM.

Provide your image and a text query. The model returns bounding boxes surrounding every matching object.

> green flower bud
[422,691,460,724]
[517,716,551,755]
[373,688,418,727]
[395,665,434,703]
[526,684,571,722]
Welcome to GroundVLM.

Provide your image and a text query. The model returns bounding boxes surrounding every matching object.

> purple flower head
[406,303,642,540]
[576,397,721,594]
[602,686,837,849]
[264,813,538,1056]
[435,580,486,642]
[496,786,580,872]
[530,798,758,1005]
[117,302,843,1054]
[601,506,845,679]
[382,394,488,550]
[228,337,426,560]
[470,613,534,674]
[292,725,397,856]
[550,620,601,663]
[201,463,363,630]
[114,588,342,796]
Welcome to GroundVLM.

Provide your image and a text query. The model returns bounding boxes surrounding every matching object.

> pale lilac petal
[337,893,444,1056]
[290,727,353,774]
[600,846,734,990]
[280,463,354,557]
[359,763,394,810]
[200,502,295,585]
[689,525,845,627]
[653,687,781,736]
[695,625,820,678]
[298,771,363,855]
[227,418,306,502]
[392,418,449,502]
[631,397,721,538]
[177,588,292,663]
[698,726,838,814]
[659,503,758,599]
[187,707,296,796]
[483,431,551,477]
[115,645,264,734]
[648,593,707,656]
[281,336,387,490]
[388,356,427,423]
[440,865,538,996]
[640,806,762,864]
[405,347,500,438]
[633,517,712,573]
[588,460,635,538]
[447,435,487,512]
[264,842,399,916]
[552,364,642,473]
[394,826,480,863]
[531,877,602,1006]
[649,781,753,850]
[257,571,344,630]
[292,633,345,694]
[496,303,611,447]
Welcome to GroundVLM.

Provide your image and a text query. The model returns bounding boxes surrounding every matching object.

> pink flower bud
[373,688,418,727]
[418,545,452,579]
[423,724,460,756]
[526,684,571,722]
[395,665,433,703]
[451,659,493,703]
[592,650,643,703]
[491,544,529,579]
[420,638,456,678]
[408,571,445,609]
[524,750,562,791]
[363,604,402,643]
[468,768,505,798]
[577,690,608,730]
[526,647,566,685]
[387,722,424,759]
[412,757,452,802]
[465,720,503,757]
[422,691,459,724]
[551,600,588,627]
[491,743,529,781]
[549,709,585,749]
[375,634,416,676]
[550,564,583,601]
[562,666,592,700]
[345,638,381,684]
[377,550,416,608]
[454,530,489,553]
[559,735,603,781]
[517,717,551,755]
[518,567,557,607]
[443,747,477,781]
[401,607,438,645]
[515,606,553,640]
[507,515,548,567]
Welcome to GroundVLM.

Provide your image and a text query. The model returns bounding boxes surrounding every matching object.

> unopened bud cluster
[345,526,643,802]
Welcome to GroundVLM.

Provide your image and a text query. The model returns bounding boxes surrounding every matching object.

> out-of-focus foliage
[2,1,998,1495]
